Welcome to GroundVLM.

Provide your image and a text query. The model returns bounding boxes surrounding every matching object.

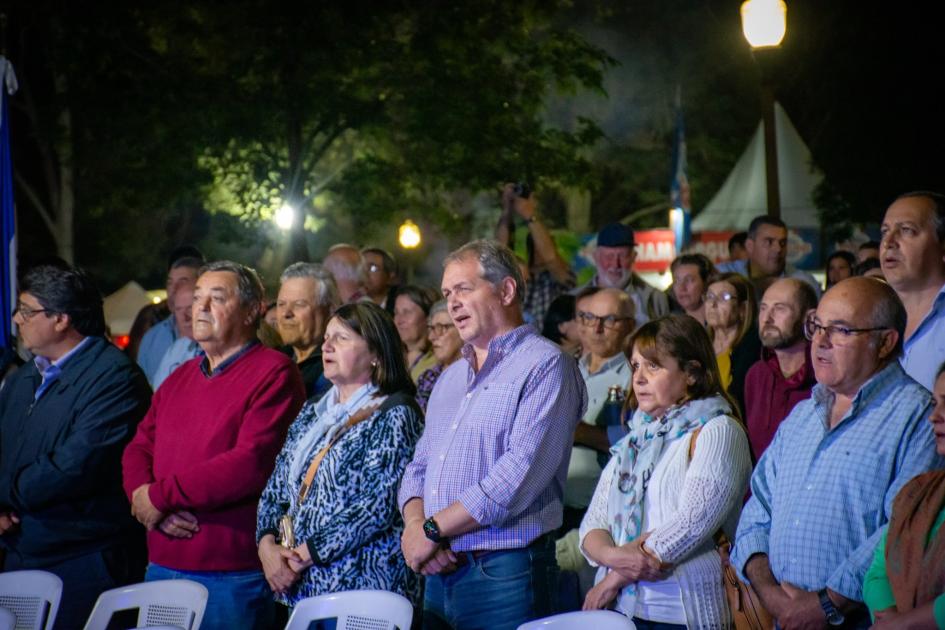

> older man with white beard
[575,223,668,329]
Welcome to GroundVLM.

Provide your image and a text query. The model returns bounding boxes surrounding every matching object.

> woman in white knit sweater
[580,314,752,629]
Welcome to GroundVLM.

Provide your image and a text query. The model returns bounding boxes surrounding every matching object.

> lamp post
[741,0,787,220]
[398,219,422,282]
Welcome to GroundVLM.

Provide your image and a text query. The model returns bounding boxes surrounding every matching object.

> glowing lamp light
[151,296,162,304]
[399,219,421,249]
[741,0,787,49]
[274,203,296,230]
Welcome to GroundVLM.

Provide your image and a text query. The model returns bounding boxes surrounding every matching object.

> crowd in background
[2,188,945,630]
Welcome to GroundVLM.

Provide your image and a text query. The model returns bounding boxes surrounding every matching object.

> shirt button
[794,519,800,526]
[432,490,438,496]
[466,392,472,399]
[806,484,814,490]
[451,423,458,430]
[439,454,445,461]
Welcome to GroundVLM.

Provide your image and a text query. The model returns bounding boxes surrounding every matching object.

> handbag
[688,427,774,630]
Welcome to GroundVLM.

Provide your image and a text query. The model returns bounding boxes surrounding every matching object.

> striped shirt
[398,325,587,552]
[731,362,944,601]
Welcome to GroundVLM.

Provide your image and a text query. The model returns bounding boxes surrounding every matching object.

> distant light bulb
[275,204,296,230]
[399,219,422,249]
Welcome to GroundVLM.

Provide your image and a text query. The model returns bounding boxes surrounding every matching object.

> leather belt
[451,532,554,567]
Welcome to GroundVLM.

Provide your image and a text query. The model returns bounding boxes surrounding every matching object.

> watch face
[423,518,440,542]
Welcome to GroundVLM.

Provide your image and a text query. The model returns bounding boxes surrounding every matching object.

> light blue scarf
[287,382,381,507]
[606,394,732,593]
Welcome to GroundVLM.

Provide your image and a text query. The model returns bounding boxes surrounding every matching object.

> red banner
[633,229,677,272]
[686,231,736,266]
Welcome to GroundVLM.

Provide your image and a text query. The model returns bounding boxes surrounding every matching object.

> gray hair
[198,260,265,311]
[324,244,366,283]
[280,262,341,309]
[429,299,448,317]
[443,239,525,304]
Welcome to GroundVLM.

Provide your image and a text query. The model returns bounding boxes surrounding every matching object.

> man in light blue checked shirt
[399,240,587,630]
[732,277,945,629]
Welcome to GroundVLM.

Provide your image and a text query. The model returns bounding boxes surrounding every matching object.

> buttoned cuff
[458,483,509,526]
[827,563,865,603]
[731,531,769,582]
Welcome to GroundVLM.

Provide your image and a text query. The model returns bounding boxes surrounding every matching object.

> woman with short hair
[415,300,463,411]
[580,315,752,628]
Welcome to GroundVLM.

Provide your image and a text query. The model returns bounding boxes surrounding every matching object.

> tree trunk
[54,73,75,263]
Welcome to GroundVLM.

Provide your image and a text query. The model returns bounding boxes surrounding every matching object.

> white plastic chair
[285,590,413,630]
[517,610,637,630]
[1,607,17,630]
[82,580,207,630]
[0,570,63,630]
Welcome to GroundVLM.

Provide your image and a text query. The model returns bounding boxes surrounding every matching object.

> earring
[371,360,378,367]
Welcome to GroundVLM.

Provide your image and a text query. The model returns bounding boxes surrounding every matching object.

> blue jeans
[422,534,558,630]
[145,563,275,630]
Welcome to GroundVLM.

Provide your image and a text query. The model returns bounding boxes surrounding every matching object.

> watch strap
[818,588,845,625]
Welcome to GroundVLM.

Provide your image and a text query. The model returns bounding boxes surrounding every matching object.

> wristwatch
[422,517,444,544]
[818,588,845,626]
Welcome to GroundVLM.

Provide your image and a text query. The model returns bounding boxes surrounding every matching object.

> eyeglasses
[427,322,455,336]
[704,291,737,305]
[804,315,889,344]
[12,304,50,321]
[577,311,631,330]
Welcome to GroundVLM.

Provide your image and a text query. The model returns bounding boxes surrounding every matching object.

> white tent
[104,281,151,336]
[692,102,823,230]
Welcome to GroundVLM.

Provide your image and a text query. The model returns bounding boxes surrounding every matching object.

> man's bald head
[822,277,906,358]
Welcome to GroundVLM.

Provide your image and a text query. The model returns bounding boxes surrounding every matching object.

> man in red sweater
[744,278,818,460]
[123,261,305,630]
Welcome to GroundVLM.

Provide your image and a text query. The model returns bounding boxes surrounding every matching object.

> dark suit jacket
[0,336,151,566]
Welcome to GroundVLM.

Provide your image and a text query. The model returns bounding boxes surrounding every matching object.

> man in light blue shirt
[137,251,203,384]
[880,190,945,390]
[715,215,821,298]
[151,285,201,389]
[732,277,944,628]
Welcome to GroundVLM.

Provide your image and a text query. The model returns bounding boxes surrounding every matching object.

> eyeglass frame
[576,310,632,330]
[426,322,456,336]
[804,314,890,344]
[12,303,52,321]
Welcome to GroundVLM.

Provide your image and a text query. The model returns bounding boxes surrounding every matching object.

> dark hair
[331,302,415,396]
[747,216,787,239]
[895,191,945,244]
[855,257,882,276]
[125,301,169,361]
[170,256,204,273]
[728,231,748,252]
[826,251,857,288]
[858,240,881,253]
[198,260,265,311]
[361,247,399,277]
[671,253,716,283]
[20,264,107,336]
[394,285,439,316]
[625,314,740,420]
[541,294,576,344]
[706,272,757,349]
[790,279,819,316]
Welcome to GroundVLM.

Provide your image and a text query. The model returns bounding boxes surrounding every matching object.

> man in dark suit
[0,264,151,629]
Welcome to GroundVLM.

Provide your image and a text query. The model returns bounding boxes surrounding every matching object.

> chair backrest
[285,590,413,630]
[0,570,63,630]
[82,580,208,630]
[0,606,17,630]
[517,610,637,630]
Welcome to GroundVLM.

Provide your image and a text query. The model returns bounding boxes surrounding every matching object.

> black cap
[597,223,635,247]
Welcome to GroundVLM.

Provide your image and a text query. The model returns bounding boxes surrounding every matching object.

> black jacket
[0,336,151,566]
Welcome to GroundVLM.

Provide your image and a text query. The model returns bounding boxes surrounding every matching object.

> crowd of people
[1,188,944,630]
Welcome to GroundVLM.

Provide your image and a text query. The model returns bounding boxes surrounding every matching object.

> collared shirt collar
[33,336,93,401]
[460,324,532,372]
[811,360,904,426]
[579,351,629,377]
[200,340,259,378]
[761,343,815,386]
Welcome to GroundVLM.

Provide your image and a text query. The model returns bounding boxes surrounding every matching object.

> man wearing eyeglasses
[879,190,945,390]
[557,287,634,605]
[361,247,400,315]
[732,277,944,629]
[0,264,152,627]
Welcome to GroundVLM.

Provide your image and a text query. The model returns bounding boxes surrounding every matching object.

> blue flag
[1,56,18,352]
[669,85,691,250]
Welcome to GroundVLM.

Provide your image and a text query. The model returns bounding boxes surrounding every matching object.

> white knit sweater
[580,415,752,628]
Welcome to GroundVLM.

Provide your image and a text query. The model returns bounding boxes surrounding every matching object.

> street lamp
[398,219,421,249]
[741,0,787,219]
[274,203,296,230]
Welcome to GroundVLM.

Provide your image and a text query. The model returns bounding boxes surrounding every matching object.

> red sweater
[122,344,305,571]
[743,346,815,461]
